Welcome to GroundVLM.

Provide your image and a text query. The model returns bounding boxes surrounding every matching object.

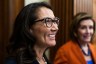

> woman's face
[77,19,94,43]
[31,7,58,47]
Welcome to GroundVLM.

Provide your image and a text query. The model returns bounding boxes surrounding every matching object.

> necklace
[78,42,91,56]
[36,57,47,64]
[81,47,91,56]
[81,44,91,56]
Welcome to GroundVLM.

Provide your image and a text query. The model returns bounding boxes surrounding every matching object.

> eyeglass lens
[45,17,59,27]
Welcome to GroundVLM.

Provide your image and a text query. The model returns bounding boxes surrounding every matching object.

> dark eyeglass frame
[35,17,59,28]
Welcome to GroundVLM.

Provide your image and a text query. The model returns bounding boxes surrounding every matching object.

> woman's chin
[47,41,56,47]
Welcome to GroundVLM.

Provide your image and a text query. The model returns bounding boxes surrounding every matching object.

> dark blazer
[5,56,51,64]
[5,52,51,64]
[54,40,96,64]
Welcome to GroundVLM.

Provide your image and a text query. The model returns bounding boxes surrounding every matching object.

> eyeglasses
[35,17,59,27]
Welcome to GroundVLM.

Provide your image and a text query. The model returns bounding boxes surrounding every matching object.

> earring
[74,33,77,37]
[30,29,33,33]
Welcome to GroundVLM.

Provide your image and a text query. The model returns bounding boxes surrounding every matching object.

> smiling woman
[54,12,96,64]
[78,19,94,44]
[5,2,59,64]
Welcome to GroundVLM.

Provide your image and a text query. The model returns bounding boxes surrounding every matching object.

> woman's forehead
[36,7,55,19]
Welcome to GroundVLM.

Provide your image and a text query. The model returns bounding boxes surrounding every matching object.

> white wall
[24,0,49,6]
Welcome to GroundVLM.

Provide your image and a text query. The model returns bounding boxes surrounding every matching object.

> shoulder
[59,40,76,49]
[89,43,96,52]
[57,40,78,53]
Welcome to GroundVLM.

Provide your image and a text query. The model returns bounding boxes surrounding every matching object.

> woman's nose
[51,23,59,31]
[86,28,90,33]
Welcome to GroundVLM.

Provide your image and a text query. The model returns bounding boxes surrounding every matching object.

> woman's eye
[80,26,86,29]
[89,26,93,29]
[79,26,94,30]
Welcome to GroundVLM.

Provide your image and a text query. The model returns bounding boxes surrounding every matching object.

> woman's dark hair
[7,2,52,64]
[69,12,95,42]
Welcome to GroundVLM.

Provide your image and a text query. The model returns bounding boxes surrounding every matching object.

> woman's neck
[78,40,90,56]
[34,44,46,59]
[34,44,47,64]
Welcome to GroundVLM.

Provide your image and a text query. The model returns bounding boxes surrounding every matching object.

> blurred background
[0,0,96,63]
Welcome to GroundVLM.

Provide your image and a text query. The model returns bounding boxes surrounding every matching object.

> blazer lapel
[71,42,86,64]
[89,43,96,64]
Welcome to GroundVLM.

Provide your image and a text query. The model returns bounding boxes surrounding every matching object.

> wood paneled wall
[0,0,24,63]
[9,0,24,37]
[0,0,10,63]
[74,0,93,15]
[0,0,6,63]
[50,0,73,61]
[93,0,96,47]
[93,0,96,20]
